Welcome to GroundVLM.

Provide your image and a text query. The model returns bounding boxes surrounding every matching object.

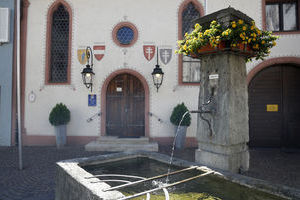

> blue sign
[88,94,97,106]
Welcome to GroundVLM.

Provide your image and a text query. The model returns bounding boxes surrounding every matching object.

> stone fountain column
[194,8,252,173]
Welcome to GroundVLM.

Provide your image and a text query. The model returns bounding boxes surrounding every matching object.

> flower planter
[55,125,67,148]
[175,126,188,149]
[190,41,254,58]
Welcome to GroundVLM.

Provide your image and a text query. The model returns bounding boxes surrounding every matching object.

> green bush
[170,103,191,126]
[49,103,70,126]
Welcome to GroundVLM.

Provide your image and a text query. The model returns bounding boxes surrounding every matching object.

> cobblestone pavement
[0,146,299,200]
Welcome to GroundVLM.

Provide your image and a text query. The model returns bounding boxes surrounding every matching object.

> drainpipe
[204,0,208,15]
[16,0,23,170]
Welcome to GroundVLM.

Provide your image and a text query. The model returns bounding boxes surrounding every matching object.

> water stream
[165,111,190,184]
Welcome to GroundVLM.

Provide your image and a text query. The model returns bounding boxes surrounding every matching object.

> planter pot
[55,125,67,148]
[174,126,188,149]
[190,41,254,58]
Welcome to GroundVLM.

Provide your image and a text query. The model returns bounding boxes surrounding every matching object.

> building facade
[14,0,300,148]
[0,0,15,146]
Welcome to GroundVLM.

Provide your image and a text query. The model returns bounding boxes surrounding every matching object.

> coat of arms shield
[93,45,105,61]
[159,48,172,65]
[77,49,87,65]
[143,45,155,61]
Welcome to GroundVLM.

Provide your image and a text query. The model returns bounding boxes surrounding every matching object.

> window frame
[112,22,138,48]
[178,0,204,85]
[45,0,72,85]
[263,0,300,34]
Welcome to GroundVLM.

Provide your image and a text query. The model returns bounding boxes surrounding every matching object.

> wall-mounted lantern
[81,46,95,92]
[151,47,164,92]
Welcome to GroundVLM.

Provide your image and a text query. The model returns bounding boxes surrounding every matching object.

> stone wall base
[195,143,249,173]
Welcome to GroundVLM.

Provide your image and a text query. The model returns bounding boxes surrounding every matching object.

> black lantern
[152,47,164,92]
[81,46,95,92]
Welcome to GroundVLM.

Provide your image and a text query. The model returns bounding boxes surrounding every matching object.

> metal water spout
[190,87,216,136]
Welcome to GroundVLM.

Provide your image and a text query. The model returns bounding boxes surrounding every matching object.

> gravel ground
[0,146,299,200]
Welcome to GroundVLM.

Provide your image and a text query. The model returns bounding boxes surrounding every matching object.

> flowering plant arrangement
[175,19,279,61]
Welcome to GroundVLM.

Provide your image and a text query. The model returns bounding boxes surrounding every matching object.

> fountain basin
[55,151,299,200]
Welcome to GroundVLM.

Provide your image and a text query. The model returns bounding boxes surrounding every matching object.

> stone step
[85,140,158,152]
[97,136,150,144]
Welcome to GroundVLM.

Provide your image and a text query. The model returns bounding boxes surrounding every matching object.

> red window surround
[45,0,72,85]
[112,22,138,48]
[178,0,204,85]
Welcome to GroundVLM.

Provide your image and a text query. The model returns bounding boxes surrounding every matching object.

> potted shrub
[170,103,191,149]
[49,103,70,148]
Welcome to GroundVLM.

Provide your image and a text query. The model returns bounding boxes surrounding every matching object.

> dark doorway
[249,65,300,148]
[106,73,145,137]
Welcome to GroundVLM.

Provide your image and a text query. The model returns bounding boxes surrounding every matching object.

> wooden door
[106,73,145,137]
[283,66,300,147]
[249,65,300,148]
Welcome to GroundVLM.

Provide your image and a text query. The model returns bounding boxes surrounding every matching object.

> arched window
[46,1,72,84]
[178,0,203,84]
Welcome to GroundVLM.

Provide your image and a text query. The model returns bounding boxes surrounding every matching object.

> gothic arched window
[178,1,203,84]
[46,1,72,84]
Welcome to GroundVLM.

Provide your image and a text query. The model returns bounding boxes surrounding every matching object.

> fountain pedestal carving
[194,8,251,173]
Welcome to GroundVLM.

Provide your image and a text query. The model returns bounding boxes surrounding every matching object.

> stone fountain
[193,7,251,173]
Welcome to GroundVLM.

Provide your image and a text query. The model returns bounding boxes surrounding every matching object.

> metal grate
[49,4,70,83]
[182,3,200,37]
[117,26,134,45]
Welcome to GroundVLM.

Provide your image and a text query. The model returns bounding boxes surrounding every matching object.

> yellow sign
[267,104,278,112]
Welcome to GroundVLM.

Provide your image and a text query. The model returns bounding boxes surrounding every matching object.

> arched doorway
[105,73,145,137]
[248,64,300,148]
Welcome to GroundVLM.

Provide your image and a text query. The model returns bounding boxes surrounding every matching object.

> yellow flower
[272,41,277,46]
[195,23,200,29]
[184,32,188,37]
[183,45,187,50]
[253,44,259,49]
[204,29,210,35]
[238,19,244,24]
[232,43,236,47]
[257,30,261,35]
[248,38,252,43]
[262,40,265,44]
[242,26,247,31]
[251,26,254,30]
[211,20,217,25]
[232,23,236,28]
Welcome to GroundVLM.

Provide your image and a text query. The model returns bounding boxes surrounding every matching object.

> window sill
[45,82,70,85]
[179,82,200,86]
[272,31,300,35]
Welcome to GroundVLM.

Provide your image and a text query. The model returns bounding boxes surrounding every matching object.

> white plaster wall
[25,0,300,139]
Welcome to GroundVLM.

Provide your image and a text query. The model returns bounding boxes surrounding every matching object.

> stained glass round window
[117,26,134,45]
[112,22,138,47]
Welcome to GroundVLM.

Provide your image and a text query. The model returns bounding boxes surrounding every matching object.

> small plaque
[116,87,122,92]
[267,104,278,112]
[88,94,97,106]
[209,74,219,80]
